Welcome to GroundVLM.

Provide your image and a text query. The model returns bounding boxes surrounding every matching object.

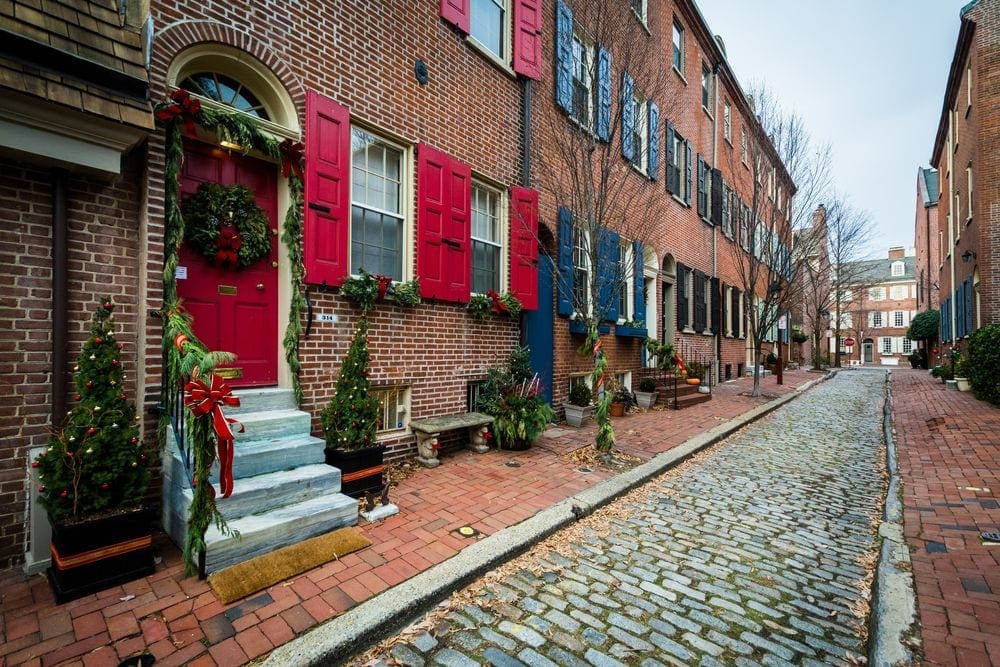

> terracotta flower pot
[610,402,626,417]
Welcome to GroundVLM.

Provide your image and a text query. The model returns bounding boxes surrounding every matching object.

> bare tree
[824,199,875,367]
[531,0,675,451]
[795,205,833,367]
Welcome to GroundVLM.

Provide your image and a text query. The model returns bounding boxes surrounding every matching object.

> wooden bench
[409,412,494,468]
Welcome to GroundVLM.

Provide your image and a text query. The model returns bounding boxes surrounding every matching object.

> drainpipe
[946,114,956,355]
[712,65,720,378]
[52,169,69,424]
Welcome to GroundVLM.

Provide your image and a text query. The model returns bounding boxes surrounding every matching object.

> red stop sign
[844,337,856,346]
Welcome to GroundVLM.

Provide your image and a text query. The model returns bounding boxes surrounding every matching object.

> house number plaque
[218,285,237,296]
[215,367,243,380]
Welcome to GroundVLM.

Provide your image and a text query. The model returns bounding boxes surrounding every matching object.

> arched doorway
[167,48,299,387]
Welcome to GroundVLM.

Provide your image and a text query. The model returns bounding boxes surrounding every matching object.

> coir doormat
[208,527,372,603]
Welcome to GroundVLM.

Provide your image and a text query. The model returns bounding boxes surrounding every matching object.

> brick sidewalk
[0,370,814,667]
[891,368,1000,666]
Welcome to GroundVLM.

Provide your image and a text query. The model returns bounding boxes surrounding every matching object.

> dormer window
[890,261,904,277]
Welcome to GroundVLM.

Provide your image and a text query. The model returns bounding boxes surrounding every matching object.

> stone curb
[868,370,918,666]
[264,372,831,666]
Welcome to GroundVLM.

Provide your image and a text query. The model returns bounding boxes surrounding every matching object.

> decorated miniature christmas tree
[34,298,151,522]
[320,317,381,450]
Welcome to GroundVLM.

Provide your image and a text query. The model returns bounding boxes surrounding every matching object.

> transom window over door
[471,182,501,293]
[471,0,506,60]
[351,128,404,279]
[180,72,270,119]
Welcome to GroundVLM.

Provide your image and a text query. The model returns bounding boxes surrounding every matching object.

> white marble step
[201,493,358,574]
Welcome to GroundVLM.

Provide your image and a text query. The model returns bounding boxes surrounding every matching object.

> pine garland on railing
[281,171,305,405]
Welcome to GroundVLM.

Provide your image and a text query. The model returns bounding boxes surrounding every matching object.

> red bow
[674,355,686,374]
[279,139,305,182]
[215,226,242,268]
[374,274,393,300]
[156,89,202,138]
[184,374,243,498]
[174,333,189,353]
[487,290,508,314]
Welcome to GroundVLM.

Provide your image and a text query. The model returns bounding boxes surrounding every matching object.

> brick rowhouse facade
[1,0,796,569]
[914,166,941,313]
[931,0,998,356]
[535,0,796,406]
[0,1,153,569]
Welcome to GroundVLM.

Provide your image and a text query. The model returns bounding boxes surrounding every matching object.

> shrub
[638,377,657,392]
[969,324,1000,404]
[568,383,592,407]
[954,356,971,378]
[765,352,778,365]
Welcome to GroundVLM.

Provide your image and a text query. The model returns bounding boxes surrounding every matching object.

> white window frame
[672,21,685,75]
[967,163,973,222]
[902,338,913,354]
[617,240,634,323]
[573,224,591,316]
[350,126,409,280]
[672,130,688,202]
[468,0,512,67]
[630,0,647,26]
[723,100,732,143]
[890,261,904,277]
[890,284,907,299]
[871,311,883,328]
[881,337,893,355]
[893,311,905,328]
[630,91,648,172]
[701,63,712,112]
[570,28,595,129]
[869,286,885,301]
[616,371,632,392]
[741,128,748,166]
[374,386,410,435]
[470,180,507,295]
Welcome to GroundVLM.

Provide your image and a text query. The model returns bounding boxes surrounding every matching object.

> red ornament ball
[140,454,147,461]
[31,460,39,468]
[95,337,104,344]
[85,381,93,388]
[117,343,123,351]
[39,485,46,492]
[120,393,127,400]
[131,437,139,445]
[74,394,81,401]
[103,301,113,310]
[60,490,68,498]
[112,359,120,366]
[101,482,109,490]
[87,427,96,435]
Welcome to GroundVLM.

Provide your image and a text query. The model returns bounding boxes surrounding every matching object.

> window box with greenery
[467,291,523,320]
[615,319,648,338]
[340,270,420,312]
[634,376,658,408]
[564,382,594,427]
[569,317,610,336]
[321,317,386,498]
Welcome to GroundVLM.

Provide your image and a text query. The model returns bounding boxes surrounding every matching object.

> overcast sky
[694,0,967,259]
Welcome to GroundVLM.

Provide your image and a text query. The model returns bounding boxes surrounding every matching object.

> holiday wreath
[182,183,271,269]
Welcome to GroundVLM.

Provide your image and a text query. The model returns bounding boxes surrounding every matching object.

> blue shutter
[555,0,573,114]
[598,228,620,322]
[633,241,645,325]
[647,101,659,179]
[965,277,974,334]
[621,70,635,162]
[596,46,611,142]
[557,207,574,316]
[684,139,693,206]
[665,121,676,194]
[956,283,965,338]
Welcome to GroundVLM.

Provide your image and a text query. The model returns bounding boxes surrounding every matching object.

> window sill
[672,66,687,85]
[464,36,516,79]
[702,105,713,120]
[671,193,689,208]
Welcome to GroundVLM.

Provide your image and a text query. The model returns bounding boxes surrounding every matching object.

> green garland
[580,324,615,452]
[157,95,306,573]
[182,183,272,269]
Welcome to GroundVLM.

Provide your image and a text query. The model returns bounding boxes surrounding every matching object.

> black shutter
[731,288,740,337]
[665,122,677,195]
[693,270,706,331]
[711,168,723,225]
[676,263,688,330]
[711,277,721,334]
[696,155,706,217]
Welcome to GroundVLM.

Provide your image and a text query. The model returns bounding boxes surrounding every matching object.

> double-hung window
[470,0,508,62]
[669,130,688,201]
[571,32,594,128]
[629,91,647,172]
[881,337,893,355]
[890,284,907,299]
[351,128,405,280]
[869,287,884,301]
[573,225,590,312]
[872,311,883,328]
[617,241,633,321]
[723,101,732,143]
[471,182,502,294]
[672,21,684,73]
[894,311,905,327]
[701,64,712,111]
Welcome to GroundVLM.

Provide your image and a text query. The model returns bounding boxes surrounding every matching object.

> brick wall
[0,158,142,569]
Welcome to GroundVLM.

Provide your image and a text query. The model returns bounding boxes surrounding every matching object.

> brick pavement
[892,368,1000,666]
[0,370,815,666]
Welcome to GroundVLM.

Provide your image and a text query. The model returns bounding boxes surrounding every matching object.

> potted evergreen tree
[33,298,155,603]
[321,317,385,497]
[563,382,594,427]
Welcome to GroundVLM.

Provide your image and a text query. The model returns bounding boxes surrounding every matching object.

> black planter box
[325,444,386,498]
[47,506,155,604]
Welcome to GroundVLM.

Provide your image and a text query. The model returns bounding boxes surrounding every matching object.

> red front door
[177,142,279,387]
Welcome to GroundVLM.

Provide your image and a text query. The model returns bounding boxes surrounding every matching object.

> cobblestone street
[356,371,888,666]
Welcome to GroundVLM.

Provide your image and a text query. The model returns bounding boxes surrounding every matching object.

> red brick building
[1,0,795,571]
[914,167,941,312]
[931,0,997,352]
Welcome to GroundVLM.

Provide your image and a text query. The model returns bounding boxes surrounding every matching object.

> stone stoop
[162,387,358,574]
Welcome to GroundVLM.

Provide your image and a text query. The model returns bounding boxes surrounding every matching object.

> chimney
[888,246,905,260]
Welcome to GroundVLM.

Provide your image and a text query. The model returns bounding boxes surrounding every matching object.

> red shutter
[513,0,542,79]
[440,0,470,33]
[509,186,539,310]
[417,143,471,303]
[304,91,350,286]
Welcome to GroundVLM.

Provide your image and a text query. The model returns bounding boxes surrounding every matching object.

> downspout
[52,169,69,424]
[712,65,720,378]
[946,114,956,351]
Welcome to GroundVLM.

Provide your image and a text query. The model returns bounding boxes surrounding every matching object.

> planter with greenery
[320,317,385,498]
[564,382,594,427]
[34,299,156,602]
[341,270,420,312]
[615,319,647,338]
[609,381,635,417]
[955,356,972,392]
[467,291,523,320]
[634,376,658,408]
[478,346,555,449]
